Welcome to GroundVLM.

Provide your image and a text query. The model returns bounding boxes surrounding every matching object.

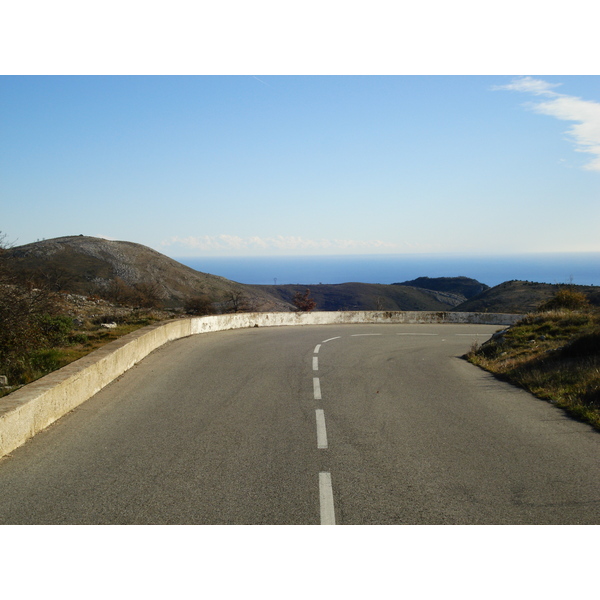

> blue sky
[2,75,599,257]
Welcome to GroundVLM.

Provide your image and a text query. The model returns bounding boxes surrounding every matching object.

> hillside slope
[454,280,600,314]
[3,236,289,310]
[466,299,600,429]
[394,276,489,301]
[249,282,463,311]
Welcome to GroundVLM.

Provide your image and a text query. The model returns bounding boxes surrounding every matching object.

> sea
[175,253,600,288]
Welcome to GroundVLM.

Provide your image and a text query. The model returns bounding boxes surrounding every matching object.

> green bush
[29,348,64,374]
[68,332,89,345]
[36,314,74,346]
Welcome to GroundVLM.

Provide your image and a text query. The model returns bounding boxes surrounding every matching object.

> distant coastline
[175,253,600,288]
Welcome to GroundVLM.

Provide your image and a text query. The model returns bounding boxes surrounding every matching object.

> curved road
[0,323,599,524]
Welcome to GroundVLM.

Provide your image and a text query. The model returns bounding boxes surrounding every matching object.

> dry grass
[466,305,600,429]
[0,303,178,398]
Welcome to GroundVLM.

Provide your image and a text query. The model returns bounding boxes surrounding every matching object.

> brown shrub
[293,288,317,312]
[538,288,590,312]
[184,295,217,316]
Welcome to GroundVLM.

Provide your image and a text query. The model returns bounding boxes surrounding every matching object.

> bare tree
[32,264,78,292]
[132,281,164,309]
[223,290,252,313]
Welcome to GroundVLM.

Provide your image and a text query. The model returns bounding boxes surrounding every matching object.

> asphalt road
[0,323,599,524]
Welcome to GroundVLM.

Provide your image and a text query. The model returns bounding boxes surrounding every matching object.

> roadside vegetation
[0,232,264,396]
[466,288,600,430]
[0,291,171,399]
[0,282,252,398]
[0,233,172,395]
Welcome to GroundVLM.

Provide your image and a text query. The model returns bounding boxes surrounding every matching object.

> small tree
[223,290,252,313]
[103,277,135,305]
[293,288,317,312]
[132,281,164,309]
[184,295,217,316]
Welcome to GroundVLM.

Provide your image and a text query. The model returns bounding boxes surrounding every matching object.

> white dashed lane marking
[316,409,328,449]
[311,328,496,524]
[351,333,383,337]
[397,333,438,336]
[313,377,322,400]
[319,472,336,525]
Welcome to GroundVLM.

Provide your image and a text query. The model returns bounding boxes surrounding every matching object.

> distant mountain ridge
[3,236,598,314]
[454,280,600,314]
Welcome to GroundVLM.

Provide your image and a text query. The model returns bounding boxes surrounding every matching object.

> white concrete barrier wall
[0,311,521,458]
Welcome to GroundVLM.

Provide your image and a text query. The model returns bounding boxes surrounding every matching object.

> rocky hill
[454,280,600,314]
[3,236,290,311]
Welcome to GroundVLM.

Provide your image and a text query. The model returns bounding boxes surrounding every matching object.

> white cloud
[495,76,600,171]
[161,234,399,252]
[492,76,562,96]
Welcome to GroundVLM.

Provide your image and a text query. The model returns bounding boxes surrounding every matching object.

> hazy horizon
[176,251,600,288]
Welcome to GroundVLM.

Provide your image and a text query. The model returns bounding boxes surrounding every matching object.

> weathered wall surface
[0,311,520,458]
[190,311,521,333]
